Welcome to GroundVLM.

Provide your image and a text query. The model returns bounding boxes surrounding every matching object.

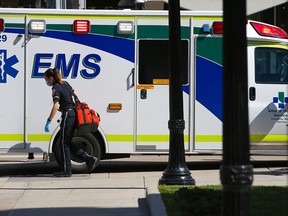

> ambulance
[0,8,287,172]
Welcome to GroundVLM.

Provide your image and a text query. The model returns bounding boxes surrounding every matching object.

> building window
[249,2,288,32]
[276,3,288,32]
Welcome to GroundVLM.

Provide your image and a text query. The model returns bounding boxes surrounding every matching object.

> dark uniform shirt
[52,81,75,111]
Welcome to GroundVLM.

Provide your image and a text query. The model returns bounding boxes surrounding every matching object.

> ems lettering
[81,54,101,79]
[32,53,101,79]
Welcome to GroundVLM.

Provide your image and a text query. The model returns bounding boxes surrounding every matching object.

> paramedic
[44,68,97,177]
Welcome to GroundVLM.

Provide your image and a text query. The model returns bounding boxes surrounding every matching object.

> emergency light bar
[211,21,288,39]
[212,22,223,34]
[0,19,4,32]
[250,22,288,39]
[73,20,90,34]
[29,20,46,33]
[202,24,210,33]
[117,21,134,34]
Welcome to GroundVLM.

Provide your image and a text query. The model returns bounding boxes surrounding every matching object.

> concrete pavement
[0,154,287,216]
[0,173,150,216]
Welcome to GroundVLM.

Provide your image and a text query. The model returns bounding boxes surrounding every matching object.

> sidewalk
[0,172,150,216]
[0,154,287,216]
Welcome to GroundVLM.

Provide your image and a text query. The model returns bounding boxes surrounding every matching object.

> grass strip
[159,185,288,216]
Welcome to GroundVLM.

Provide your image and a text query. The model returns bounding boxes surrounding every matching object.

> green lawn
[159,185,288,216]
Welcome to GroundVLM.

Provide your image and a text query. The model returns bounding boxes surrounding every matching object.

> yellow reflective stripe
[248,43,288,49]
[106,135,189,142]
[193,17,222,21]
[137,135,189,142]
[138,16,191,21]
[106,135,133,142]
[28,14,135,19]
[250,135,288,142]
[2,134,286,143]
[0,134,51,141]
[137,135,169,142]
[28,134,52,141]
[0,134,24,141]
[0,14,25,18]
[195,135,222,142]
[196,135,288,142]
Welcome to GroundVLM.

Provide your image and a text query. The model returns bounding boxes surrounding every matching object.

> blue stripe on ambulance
[5,28,135,62]
[196,55,223,121]
[43,30,135,62]
[5,27,193,96]
[4,28,24,34]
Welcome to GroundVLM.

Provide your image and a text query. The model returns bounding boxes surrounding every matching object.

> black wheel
[53,133,101,173]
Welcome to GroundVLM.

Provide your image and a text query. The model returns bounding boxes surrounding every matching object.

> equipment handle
[74,97,81,104]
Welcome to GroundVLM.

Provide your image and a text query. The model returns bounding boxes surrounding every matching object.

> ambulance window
[255,47,288,84]
[138,40,189,85]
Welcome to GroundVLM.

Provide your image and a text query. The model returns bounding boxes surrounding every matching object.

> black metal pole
[159,0,195,185]
[221,0,253,215]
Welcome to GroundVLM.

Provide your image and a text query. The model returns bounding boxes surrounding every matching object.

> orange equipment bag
[75,101,100,135]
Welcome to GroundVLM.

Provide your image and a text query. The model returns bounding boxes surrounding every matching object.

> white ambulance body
[0,9,287,171]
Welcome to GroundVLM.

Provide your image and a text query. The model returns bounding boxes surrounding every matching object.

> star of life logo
[273,92,288,109]
[0,50,19,83]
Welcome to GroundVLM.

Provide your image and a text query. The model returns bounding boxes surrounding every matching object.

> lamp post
[221,0,253,215]
[159,0,195,186]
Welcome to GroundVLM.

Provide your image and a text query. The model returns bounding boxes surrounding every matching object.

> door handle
[249,87,256,101]
[140,89,147,99]
[130,68,135,87]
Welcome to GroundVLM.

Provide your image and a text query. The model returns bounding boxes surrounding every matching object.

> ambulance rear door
[135,17,191,152]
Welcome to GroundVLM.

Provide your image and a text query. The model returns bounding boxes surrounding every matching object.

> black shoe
[53,171,72,177]
[86,156,98,172]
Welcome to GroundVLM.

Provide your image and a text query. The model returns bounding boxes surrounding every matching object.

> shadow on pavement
[0,162,60,176]
[0,158,287,176]
[0,205,148,216]
[253,167,288,176]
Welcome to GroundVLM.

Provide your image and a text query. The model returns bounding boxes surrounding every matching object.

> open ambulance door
[248,45,288,154]
[0,15,25,150]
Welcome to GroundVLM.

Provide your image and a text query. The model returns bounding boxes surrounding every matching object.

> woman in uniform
[44,68,97,177]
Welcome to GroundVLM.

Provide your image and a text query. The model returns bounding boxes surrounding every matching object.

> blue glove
[45,119,51,132]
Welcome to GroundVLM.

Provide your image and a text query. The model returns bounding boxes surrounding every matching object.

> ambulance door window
[255,47,288,84]
[138,40,189,84]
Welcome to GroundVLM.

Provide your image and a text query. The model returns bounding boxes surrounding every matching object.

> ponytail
[44,68,63,84]
[52,68,63,84]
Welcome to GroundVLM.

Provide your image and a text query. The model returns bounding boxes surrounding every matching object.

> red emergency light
[212,21,223,34]
[73,20,90,34]
[0,19,4,32]
[250,22,288,39]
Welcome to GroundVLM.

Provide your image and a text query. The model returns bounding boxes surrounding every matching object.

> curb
[146,186,167,216]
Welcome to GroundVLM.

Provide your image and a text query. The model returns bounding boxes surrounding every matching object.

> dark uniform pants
[60,109,92,172]
[60,109,76,172]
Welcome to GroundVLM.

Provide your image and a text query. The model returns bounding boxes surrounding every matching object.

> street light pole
[159,0,195,186]
[221,0,253,215]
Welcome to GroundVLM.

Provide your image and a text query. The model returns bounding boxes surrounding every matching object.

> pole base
[159,169,196,185]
